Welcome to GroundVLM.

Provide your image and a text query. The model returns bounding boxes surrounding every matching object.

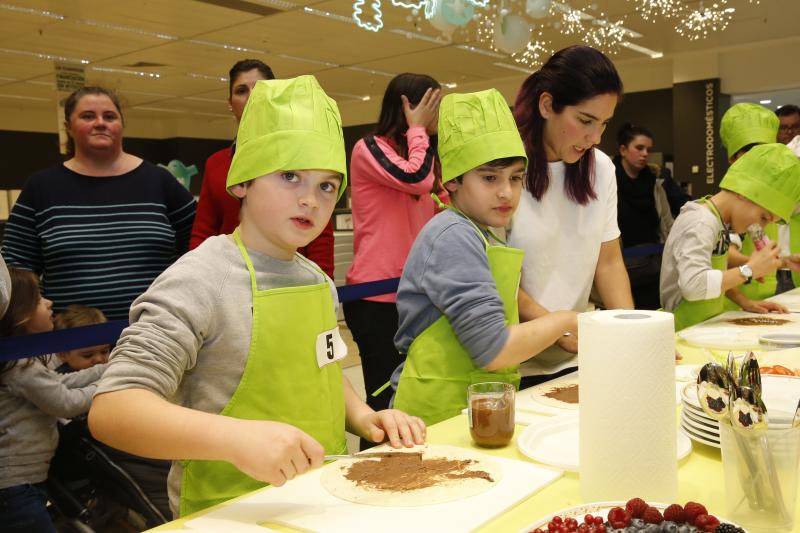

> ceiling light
[389,28,448,43]
[92,66,160,78]
[345,66,395,78]
[304,6,355,25]
[26,80,54,86]
[134,106,184,114]
[0,93,51,101]
[675,2,733,41]
[192,111,232,118]
[760,99,772,105]
[493,62,535,74]
[187,72,228,82]
[75,19,178,40]
[276,54,339,68]
[0,47,89,64]
[184,96,222,103]
[244,0,297,9]
[126,90,173,98]
[620,41,663,58]
[631,0,682,22]
[188,39,266,54]
[454,44,505,59]
[443,82,458,89]
[0,3,63,19]
[326,91,371,101]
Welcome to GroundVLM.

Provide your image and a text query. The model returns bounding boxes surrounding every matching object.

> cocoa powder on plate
[543,383,579,404]
[343,455,493,492]
[727,317,789,326]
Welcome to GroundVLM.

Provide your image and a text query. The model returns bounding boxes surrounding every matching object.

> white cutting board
[678,310,800,349]
[185,455,562,533]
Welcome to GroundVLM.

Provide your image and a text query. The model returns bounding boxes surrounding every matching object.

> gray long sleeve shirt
[660,201,726,310]
[0,360,106,488]
[94,235,337,516]
[391,209,511,387]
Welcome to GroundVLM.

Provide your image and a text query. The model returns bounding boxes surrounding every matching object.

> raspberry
[695,514,720,532]
[663,503,685,523]
[684,501,708,525]
[642,506,664,524]
[607,507,631,527]
[625,497,648,518]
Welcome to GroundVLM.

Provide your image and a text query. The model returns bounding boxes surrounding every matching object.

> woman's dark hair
[375,73,441,158]
[0,269,48,375]
[513,45,623,205]
[63,86,124,157]
[228,59,275,97]
[617,123,653,148]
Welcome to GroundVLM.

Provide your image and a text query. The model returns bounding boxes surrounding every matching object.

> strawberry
[625,497,648,518]
[663,503,685,523]
[642,506,664,524]
[695,514,720,532]
[684,501,708,525]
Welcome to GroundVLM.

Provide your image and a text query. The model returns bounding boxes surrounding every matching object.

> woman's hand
[740,299,788,314]
[402,88,442,133]
[353,409,426,448]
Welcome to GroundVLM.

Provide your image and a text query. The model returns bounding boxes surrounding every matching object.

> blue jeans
[0,483,56,533]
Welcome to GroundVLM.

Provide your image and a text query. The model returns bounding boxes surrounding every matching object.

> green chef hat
[720,143,800,222]
[226,75,347,199]
[438,89,527,183]
[720,103,779,161]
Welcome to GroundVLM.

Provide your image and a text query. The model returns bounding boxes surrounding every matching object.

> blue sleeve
[162,169,197,257]
[419,222,510,368]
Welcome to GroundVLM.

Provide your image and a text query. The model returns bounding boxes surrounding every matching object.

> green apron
[393,213,523,427]
[789,214,800,287]
[725,222,778,306]
[673,200,729,332]
[179,229,347,516]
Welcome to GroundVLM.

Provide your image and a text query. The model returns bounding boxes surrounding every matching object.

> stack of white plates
[680,375,800,448]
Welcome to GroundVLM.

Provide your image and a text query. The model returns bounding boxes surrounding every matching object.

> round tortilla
[530,378,579,410]
[320,444,503,507]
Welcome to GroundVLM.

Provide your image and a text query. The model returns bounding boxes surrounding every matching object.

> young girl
[54,305,110,372]
[344,73,444,429]
[0,269,106,532]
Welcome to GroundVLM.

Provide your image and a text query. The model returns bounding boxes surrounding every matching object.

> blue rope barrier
[0,277,402,362]
[621,244,664,258]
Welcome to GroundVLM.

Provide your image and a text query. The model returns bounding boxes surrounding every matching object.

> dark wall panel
[598,88,674,161]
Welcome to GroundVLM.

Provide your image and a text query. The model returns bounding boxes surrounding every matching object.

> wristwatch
[739,264,753,284]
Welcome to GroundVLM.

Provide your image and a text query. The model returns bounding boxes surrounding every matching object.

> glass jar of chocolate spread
[468,382,515,447]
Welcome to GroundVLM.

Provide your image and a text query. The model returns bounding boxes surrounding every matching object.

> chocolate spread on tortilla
[343,455,493,492]
[727,317,789,326]
[543,383,579,404]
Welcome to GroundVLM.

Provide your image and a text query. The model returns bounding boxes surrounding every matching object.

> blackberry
[715,525,745,533]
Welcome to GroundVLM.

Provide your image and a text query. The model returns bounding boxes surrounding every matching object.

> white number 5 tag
[316,326,348,368]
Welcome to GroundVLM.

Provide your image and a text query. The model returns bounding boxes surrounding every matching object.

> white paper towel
[578,310,677,503]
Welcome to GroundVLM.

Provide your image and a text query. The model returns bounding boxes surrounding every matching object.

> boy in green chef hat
[88,76,425,518]
[720,103,800,301]
[661,143,800,331]
[391,89,578,426]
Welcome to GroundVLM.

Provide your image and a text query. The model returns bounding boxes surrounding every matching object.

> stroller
[47,416,169,532]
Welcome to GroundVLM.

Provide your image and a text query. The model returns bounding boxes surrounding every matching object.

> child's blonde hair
[53,305,107,330]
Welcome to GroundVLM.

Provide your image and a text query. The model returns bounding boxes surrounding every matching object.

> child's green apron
[673,199,729,331]
[394,212,523,427]
[179,229,347,516]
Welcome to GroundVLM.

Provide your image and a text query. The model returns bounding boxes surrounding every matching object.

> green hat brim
[441,130,528,183]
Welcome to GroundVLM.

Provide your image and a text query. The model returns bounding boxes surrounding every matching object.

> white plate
[517,415,692,472]
[517,501,740,532]
[678,327,762,349]
[758,331,800,349]
[681,407,720,431]
[680,411,720,438]
[680,425,721,449]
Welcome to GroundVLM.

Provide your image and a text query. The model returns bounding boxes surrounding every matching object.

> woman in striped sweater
[1,86,195,320]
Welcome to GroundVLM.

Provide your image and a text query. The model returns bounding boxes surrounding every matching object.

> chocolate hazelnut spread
[343,455,493,491]
[728,317,789,326]
[470,397,514,447]
[543,384,579,404]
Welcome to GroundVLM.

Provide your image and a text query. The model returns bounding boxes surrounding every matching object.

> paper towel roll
[578,310,677,503]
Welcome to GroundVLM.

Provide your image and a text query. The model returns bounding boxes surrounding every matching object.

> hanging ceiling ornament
[585,16,627,55]
[428,0,476,36]
[475,2,499,46]
[630,0,682,22]
[675,1,734,41]
[493,13,533,54]
[525,0,551,19]
[552,4,586,35]
[512,31,551,68]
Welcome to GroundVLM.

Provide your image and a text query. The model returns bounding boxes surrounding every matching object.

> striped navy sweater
[2,161,196,319]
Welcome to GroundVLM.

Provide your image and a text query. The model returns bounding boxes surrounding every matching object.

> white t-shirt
[508,148,620,375]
